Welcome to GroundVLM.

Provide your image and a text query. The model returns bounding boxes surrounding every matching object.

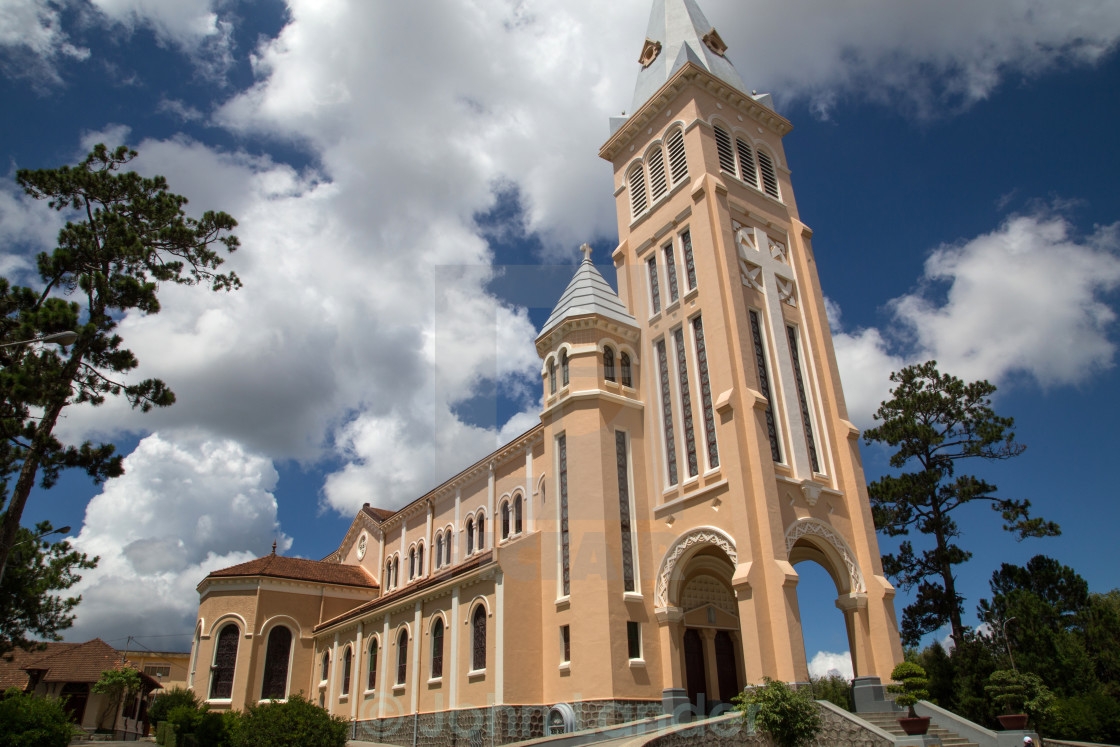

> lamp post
[0,330,78,349]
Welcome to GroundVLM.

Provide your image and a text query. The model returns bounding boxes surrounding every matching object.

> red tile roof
[206,553,378,588]
[0,642,75,689]
[0,639,160,689]
[361,505,395,522]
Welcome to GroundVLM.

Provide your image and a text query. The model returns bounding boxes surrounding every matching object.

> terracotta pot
[898,716,931,735]
[997,714,1030,730]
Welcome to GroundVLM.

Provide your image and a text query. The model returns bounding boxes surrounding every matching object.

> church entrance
[675,550,743,714]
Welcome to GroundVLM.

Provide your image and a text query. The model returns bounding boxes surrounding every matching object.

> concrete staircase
[860,710,981,747]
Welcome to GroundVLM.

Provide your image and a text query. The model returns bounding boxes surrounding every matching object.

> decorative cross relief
[735,221,797,308]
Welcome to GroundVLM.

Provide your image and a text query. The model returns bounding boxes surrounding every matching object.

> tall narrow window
[409,547,416,580]
[367,639,378,691]
[757,149,780,199]
[393,556,399,588]
[417,543,424,576]
[627,621,642,660]
[471,606,487,671]
[558,434,570,597]
[444,532,451,566]
[604,346,616,382]
[261,626,291,700]
[386,559,393,588]
[656,340,678,486]
[501,501,510,540]
[514,495,522,534]
[560,625,571,664]
[560,350,569,387]
[477,514,485,550]
[396,630,408,685]
[735,137,759,188]
[666,128,688,185]
[620,353,632,388]
[692,316,719,469]
[714,124,736,174]
[674,327,698,479]
[341,647,352,696]
[209,624,239,700]
[647,257,661,315]
[435,533,443,570]
[787,326,821,473]
[629,163,648,218]
[320,651,329,682]
[431,619,444,679]
[549,359,556,394]
[664,244,679,303]
[749,310,782,462]
[681,230,696,291]
[616,431,635,592]
[466,518,475,555]
[647,146,667,201]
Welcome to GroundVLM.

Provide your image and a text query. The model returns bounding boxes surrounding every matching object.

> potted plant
[889,661,931,735]
[985,669,1054,730]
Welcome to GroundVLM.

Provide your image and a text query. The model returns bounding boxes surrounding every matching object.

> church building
[188,0,903,739]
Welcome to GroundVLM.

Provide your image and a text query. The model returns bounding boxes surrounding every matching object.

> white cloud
[65,432,289,643]
[807,650,854,681]
[89,0,235,78]
[0,0,89,86]
[832,214,1120,427]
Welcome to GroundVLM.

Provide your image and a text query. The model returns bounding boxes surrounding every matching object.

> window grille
[629,163,648,217]
[604,347,616,382]
[472,606,487,671]
[692,316,719,469]
[749,310,782,461]
[656,340,678,486]
[681,230,696,290]
[558,434,570,596]
[648,147,667,201]
[757,150,780,198]
[735,137,759,188]
[674,327,698,478]
[261,627,291,700]
[647,257,661,315]
[616,431,635,592]
[620,353,632,388]
[664,244,679,303]
[209,624,238,700]
[714,125,736,174]
[787,326,820,472]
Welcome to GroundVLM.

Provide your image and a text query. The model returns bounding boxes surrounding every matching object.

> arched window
[435,533,443,570]
[444,531,452,566]
[647,146,667,202]
[666,128,688,185]
[260,626,292,700]
[393,556,400,588]
[466,518,475,555]
[476,514,485,551]
[471,606,487,672]
[604,346,616,382]
[713,124,736,174]
[367,638,378,691]
[431,618,444,679]
[386,559,393,588]
[514,495,523,535]
[417,542,424,576]
[501,501,510,540]
[396,630,408,685]
[320,651,329,682]
[548,359,556,394]
[209,624,239,700]
[628,162,648,217]
[757,148,780,199]
[341,646,352,696]
[560,350,569,387]
[735,136,759,188]
[620,352,632,388]
[409,547,416,580]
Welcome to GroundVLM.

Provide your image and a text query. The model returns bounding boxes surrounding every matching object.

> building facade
[189,0,903,738]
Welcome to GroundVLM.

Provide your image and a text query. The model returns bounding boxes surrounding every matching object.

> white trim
[449,586,460,709]
[495,569,504,705]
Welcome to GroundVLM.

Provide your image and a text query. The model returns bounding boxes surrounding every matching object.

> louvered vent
[736,138,759,188]
[648,147,667,201]
[714,125,736,174]
[757,150,780,199]
[629,163,648,217]
[666,129,688,184]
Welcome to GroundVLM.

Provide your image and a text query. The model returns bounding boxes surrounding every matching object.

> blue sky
[2,0,1119,676]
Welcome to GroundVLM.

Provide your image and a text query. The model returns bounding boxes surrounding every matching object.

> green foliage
[156,720,175,747]
[0,143,240,587]
[1043,691,1120,744]
[808,673,852,711]
[888,661,929,715]
[985,669,1054,718]
[863,361,1060,647]
[0,687,75,747]
[233,694,347,747]
[733,678,822,747]
[149,687,200,728]
[92,667,141,731]
[0,521,96,655]
[166,703,203,736]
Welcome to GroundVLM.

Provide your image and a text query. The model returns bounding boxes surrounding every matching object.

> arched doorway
[675,548,743,713]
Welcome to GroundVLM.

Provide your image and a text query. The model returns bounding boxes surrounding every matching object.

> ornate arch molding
[655,526,738,608]
[785,519,866,593]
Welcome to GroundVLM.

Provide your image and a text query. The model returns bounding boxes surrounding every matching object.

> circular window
[357,534,367,560]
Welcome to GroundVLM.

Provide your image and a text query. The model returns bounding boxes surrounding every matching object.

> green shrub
[985,669,1054,719]
[889,661,930,716]
[809,673,852,711]
[150,687,201,728]
[0,687,75,747]
[167,703,203,737]
[733,678,822,747]
[232,694,347,747]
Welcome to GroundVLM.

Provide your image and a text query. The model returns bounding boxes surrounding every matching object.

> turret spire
[629,0,748,114]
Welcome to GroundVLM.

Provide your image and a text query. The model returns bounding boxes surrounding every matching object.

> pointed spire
[271,540,277,555]
[629,0,748,114]
[537,245,636,342]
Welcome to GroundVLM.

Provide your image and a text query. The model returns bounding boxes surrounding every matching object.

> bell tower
[599,0,903,692]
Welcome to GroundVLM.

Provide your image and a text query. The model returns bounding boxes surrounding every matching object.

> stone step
[856,711,979,747]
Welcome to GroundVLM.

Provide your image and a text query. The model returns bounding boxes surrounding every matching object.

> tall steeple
[629,0,748,113]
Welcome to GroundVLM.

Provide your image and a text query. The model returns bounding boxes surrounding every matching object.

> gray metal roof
[629,0,749,114]
[538,245,637,340]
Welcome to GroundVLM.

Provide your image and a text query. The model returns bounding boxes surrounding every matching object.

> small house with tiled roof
[188,0,903,741]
